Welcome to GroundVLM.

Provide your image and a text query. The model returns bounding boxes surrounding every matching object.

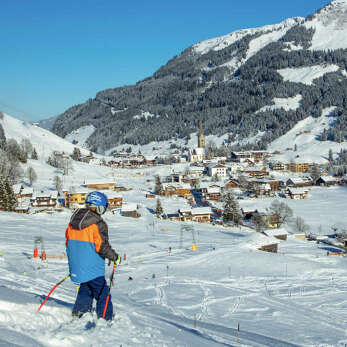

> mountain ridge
[49,0,346,153]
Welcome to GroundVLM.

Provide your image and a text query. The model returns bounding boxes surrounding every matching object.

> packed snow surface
[277,65,340,85]
[65,125,96,148]
[256,95,302,113]
[305,0,347,50]
[193,18,303,56]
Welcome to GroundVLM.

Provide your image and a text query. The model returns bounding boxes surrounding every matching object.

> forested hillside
[51,1,347,153]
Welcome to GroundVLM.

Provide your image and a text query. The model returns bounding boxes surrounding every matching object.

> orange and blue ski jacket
[65,208,118,283]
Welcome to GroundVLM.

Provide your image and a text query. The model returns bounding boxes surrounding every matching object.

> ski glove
[114,255,121,266]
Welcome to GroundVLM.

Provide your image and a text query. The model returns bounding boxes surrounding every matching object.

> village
[10,122,347,256]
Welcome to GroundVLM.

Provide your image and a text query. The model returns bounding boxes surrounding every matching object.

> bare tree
[267,200,293,226]
[53,175,63,191]
[7,139,27,163]
[27,167,37,186]
[293,216,310,235]
[237,174,248,193]
[62,158,73,175]
[0,149,24,184]
[205,140,217,159]
[21,138,33,158]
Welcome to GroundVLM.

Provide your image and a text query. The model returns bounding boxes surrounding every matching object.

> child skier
[65,191,120,320]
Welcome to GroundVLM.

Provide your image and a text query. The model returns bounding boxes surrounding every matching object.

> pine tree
[0,177,17,211]
[154,175,163,195]
[72,147,81,161]
[31,148,38,160]
[328,149,334,163]
[0,176,6,210]
[310,163,320,184]
[155,198,163,218]
[213,172,220,182]
[252,213,268,233]
[0,124,6,151]
[222,190,241,224]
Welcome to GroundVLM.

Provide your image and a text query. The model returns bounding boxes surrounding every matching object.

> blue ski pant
[73,276,113,320]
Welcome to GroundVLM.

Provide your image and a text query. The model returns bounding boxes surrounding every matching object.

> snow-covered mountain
[0,113,90,161]
[2,110,345,168]
[47,0,346,153]
[304,0,347,50]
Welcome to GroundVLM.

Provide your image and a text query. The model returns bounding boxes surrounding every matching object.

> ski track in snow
[1,223,347,346]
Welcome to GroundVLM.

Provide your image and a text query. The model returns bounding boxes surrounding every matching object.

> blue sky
[0,0,329,121]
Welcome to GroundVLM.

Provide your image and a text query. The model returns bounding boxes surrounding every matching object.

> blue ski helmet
[85,191,108,214]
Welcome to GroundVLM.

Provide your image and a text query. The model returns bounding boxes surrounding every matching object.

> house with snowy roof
[242,166,268,179]
[286,177,312,188]
[207,163,227,178]
[121,203,140,218]
[205,187,221,201]
[189,147,205,163]
[106,192,123,209]
[187,166,205,177]
[21,187,34,198]
[161,183,192,199]
[31,190,60,208]
[316,176,344,187]
[286,161,310,173]
[263,228,288,241]
[286,187,309,200]
[246,232,279,253]
[178,207,213,223]
[64,186,89,208]
[191,207,213,222]
[84,179,116,190]
[269,161,286,171]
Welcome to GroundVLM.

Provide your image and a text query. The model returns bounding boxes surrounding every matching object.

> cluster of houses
[12,180,126,215]
[145,157,346,234]
[158,169,346,205]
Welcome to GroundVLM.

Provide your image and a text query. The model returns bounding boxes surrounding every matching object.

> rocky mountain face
[51,0,347,153]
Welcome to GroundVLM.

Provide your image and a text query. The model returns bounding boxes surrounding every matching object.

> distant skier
[65,191,120,320]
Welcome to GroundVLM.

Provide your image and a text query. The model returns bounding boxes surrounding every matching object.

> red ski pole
[102,260,118,319]
[37,275,70,311]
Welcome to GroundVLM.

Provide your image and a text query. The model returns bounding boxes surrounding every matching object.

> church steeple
[198,120,205,148]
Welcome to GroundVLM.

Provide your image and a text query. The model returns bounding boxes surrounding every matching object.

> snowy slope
[256,95,302,113]
[268,106,347,163]
[64,125,96,148]
[305,0,347,50]
[277,65,340,85]
[1,113,90,160]
[193,18,303,57]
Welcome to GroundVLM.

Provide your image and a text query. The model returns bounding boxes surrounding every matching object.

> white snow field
[0,167,347,346]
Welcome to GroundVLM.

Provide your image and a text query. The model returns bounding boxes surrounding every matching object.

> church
[189,120,205,163]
